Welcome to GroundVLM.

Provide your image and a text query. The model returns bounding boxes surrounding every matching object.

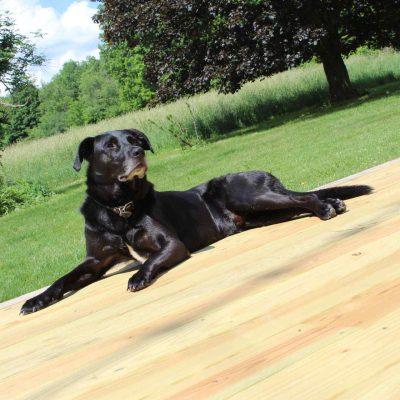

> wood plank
[0,158,399,400]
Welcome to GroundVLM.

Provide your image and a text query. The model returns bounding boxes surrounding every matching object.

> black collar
[89,196,134,219]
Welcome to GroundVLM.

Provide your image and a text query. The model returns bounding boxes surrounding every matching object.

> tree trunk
[318,37,359,102]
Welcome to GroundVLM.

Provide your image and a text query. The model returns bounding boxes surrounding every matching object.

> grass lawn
[0,82,400,302]
[3,49,400,191]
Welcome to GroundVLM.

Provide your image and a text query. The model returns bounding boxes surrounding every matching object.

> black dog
[20,129,372,315]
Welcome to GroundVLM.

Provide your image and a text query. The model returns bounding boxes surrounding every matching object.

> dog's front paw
[316,203,337,220]
[20,296,49,315]
[127,270,153,292]
[20,289,61,315]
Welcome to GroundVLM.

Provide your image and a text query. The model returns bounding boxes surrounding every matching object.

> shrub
[0,180,52,216]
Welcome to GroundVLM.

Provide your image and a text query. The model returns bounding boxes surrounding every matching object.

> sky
[0,0,101,86]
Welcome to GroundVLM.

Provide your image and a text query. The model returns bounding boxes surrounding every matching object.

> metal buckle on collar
[112,201,134,219]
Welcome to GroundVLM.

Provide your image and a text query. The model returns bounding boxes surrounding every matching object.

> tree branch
[0,100,27,108]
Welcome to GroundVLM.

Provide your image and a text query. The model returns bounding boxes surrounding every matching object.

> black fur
[20,129,372,315]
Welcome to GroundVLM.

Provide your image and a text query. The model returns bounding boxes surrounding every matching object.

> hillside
[2,49,400,191]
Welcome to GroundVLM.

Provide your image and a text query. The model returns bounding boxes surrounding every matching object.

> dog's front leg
[127,239,189,292]
[20,254,125,315]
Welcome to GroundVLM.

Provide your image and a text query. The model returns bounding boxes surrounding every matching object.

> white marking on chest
[125,243,147,264]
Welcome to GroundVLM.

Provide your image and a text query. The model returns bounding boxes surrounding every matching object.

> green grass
[1,83,399,302]
[2,48,400,191]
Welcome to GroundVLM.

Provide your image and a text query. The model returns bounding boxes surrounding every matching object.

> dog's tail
[310,185,373,200]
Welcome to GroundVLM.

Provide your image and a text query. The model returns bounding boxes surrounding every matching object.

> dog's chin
[118,164,147,182]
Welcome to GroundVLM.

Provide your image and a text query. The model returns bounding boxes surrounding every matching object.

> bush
[0,180,52,216]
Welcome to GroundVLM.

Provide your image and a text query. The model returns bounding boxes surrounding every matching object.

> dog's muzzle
[118,162,148,182]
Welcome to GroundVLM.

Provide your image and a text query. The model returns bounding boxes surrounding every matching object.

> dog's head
[73,129,154,183]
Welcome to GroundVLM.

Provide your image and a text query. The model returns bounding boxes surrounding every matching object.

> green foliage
[1,83,41,145]
[29,51,153,139]
[79,57,122,123]
[30,60,84,138]
[349,46,380,57]
[148,104,205,150]
[95,0,400,103]
[101,43,154,111]
[0,11,44,145]
[0,107,8,148]
[0,179,52,216]
[0,11,44,91]
[30,111,70,139]
[31,58,122,138]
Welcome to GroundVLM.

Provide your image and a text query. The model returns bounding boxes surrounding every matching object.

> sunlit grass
[2,49,400,190]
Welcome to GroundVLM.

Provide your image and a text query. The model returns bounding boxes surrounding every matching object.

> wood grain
[1,159,399,400]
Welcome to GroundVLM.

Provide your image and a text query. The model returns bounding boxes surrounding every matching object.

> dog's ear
[126,129,154,153]
[73,137,94,172]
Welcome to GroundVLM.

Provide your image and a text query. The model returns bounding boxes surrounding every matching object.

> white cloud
[0,0,100,86]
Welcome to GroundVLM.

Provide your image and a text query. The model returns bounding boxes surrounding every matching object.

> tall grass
[2,49,400,190]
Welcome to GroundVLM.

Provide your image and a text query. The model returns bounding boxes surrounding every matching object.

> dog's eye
[127,136,136,145]
[106,142,117,149]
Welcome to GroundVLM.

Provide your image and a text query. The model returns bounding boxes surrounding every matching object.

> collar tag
[113,201,134,219]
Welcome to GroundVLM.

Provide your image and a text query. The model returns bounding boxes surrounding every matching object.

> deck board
[1,159,399,400]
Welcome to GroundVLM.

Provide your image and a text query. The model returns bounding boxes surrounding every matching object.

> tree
[100,42,154,111]
[31,57,125,138]
[94,0,400,103]
[0,11,44,97]
[79,56,122,123]
[0,11,44,146]
[33,60,84,137]
[2,82,40,144]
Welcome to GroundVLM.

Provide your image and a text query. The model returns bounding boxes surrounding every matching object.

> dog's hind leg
[233,191,337,221]
[242,208,312,229]
[222,171,338,221]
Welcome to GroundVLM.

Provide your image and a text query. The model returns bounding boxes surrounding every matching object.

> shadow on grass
[55,179,86,194]
[210,80,400,143]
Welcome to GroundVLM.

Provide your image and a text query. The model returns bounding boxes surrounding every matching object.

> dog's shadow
[105,261,141,277]
[63,245,216,300]
[105,244,216,278]
[63,261,141,300]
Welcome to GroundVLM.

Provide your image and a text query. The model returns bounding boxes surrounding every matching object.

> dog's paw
[316,202,337,220]
[20,289,61,315]
[20,296,50,315]
[325,198,347,214]
[127,270,153,292]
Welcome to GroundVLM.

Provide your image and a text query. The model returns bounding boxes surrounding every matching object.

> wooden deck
[1,159,399,400]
